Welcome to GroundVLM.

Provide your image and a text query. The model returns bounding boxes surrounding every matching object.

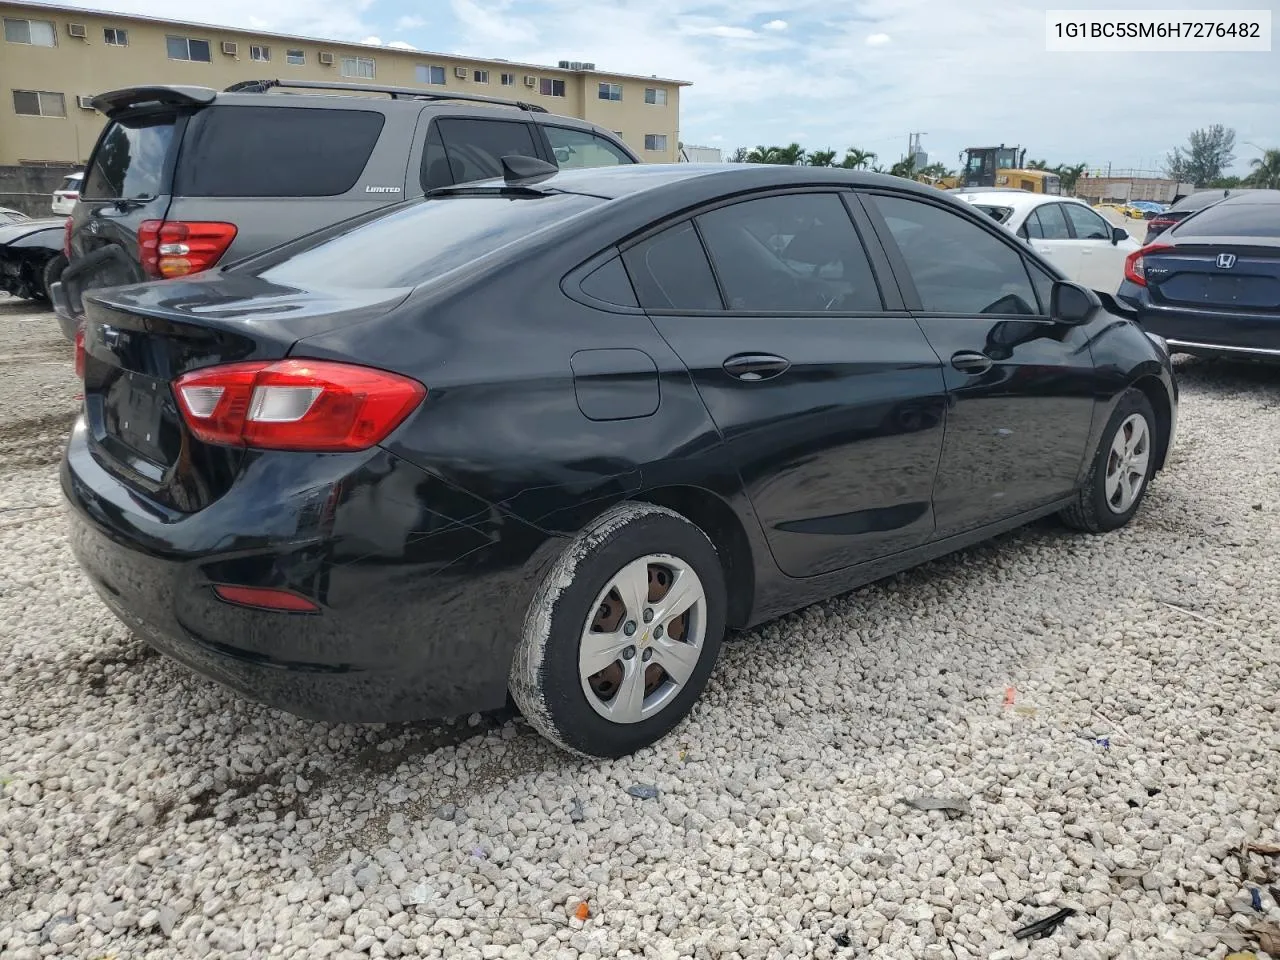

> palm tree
[1247,149,1280,189]
[918,162,955,181]
[840,148,877,169]
[727,146,749,163]
[745,145,782,164]
[776,142,806,166]
[1026,159,1050,170]
[807,149,837,167]
[1052,162,1089,194]
[889,156,918,179]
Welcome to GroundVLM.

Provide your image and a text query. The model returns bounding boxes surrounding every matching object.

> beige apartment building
[0,1,688,166]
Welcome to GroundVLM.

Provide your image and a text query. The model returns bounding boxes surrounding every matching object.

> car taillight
[1124,243,1174,287]
[74,329,85,378]
[63,216,73,257]
[138,220,237,279]
[173,359,426,452]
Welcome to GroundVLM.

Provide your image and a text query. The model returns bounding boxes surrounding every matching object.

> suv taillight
[138,220,238,279]
[63,216,73,258]
[173,359,427,452]
[1124,243,1174,287]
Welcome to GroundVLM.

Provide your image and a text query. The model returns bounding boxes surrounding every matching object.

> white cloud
[395,15,427,31]
[709,134,725,141]
[865,32,891,46]
[763,19,788,31]
[693,25,759,40]
[361,35,383,45]
[386,40,417,50]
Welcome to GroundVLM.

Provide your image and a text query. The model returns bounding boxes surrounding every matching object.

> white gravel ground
[1,296,1279,960]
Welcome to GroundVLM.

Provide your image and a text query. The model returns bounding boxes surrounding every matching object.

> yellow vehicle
[958,145,1061,194]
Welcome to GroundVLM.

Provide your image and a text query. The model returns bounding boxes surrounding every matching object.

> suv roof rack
[223,78,549,113]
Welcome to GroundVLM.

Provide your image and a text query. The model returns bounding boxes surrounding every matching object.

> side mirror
[1050,280,1100,325]
[1111,226,1128,245]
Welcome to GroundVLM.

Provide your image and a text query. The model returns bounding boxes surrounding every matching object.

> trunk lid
[1145,241,1280,311]
[81,274,409,512]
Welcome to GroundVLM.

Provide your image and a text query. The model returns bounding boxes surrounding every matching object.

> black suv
[53,79,640,341]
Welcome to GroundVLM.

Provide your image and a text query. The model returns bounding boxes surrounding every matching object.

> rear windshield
[973,204,1013,223]
[59,175,81,191]
[251,192,603,291]
[175,106,385,197]
[83,113,176,200]
[1175,201,1280,238]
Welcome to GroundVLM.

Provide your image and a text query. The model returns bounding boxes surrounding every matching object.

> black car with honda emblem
[1117,190,1280,361]
[50,78,640,341]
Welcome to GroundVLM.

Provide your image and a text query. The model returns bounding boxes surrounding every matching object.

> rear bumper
[61,416,557,722]
[1119,292,1280,360]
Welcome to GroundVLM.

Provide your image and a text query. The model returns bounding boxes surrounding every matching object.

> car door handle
[950,351,993,375]
[722,353,791,381]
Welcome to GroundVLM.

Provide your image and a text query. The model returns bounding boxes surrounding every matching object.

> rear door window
[695,192,883,312]
[82,113,177,200]
[421,118,541,190]
[1062,203,1112,240]
[544,126,632,169]
[1028,204,1072,240]
[174,106,385,197]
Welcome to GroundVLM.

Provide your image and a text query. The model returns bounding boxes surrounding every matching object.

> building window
[166,35,212,62]
[13,90,66,118]
[500,73,515,86]
[286,48,305,65]
[644,87,668,106]
[473,69,489,84]
[539,78,566,98]
[4,17,57,46]
[644,134,668,152]
[598,82,622,101]
[250,44,270,62]
[416,64,446,85]
[341,56,375,79]
[103,28,128,46]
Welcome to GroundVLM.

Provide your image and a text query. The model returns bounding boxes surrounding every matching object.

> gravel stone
[2,307,1279,959]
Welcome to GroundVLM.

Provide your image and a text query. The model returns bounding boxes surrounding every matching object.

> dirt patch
[0,409,77,471]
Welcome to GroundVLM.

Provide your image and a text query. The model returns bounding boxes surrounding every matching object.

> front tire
[510,502,727,759]
[1061,387,1158,533]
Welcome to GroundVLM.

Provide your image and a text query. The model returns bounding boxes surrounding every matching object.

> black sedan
[1118,190,1280,361]
[62,161,1178,758]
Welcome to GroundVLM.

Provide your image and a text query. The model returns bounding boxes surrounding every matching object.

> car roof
[952,190,1089,212]
[1213,189,1280,206]
[532,163,951,201]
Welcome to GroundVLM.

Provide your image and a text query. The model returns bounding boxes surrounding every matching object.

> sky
[51,0,1279,176]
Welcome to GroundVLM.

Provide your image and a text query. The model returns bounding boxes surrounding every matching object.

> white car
[954,190,1141,294]
[50,172,83,216]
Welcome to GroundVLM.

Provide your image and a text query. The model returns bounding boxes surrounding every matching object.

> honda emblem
[1216,253,1237,269]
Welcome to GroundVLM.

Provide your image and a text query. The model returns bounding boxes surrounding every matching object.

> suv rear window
[174,106,385,197]
[83,114,176,200]
[1174,200,1280,239]
[252,193,602,291]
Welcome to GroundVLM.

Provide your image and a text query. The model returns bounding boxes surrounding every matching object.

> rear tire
[1061,388,1158,533]
[41,253,67,300]
[510,502,727,759]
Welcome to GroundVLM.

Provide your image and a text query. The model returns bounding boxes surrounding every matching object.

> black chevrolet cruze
[62,162,1178,758]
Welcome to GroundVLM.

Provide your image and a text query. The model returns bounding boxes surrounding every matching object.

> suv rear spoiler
[91,85,218,116]
[223,78,549,113]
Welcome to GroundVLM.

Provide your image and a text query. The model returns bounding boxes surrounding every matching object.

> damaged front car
[0,215,67,302]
